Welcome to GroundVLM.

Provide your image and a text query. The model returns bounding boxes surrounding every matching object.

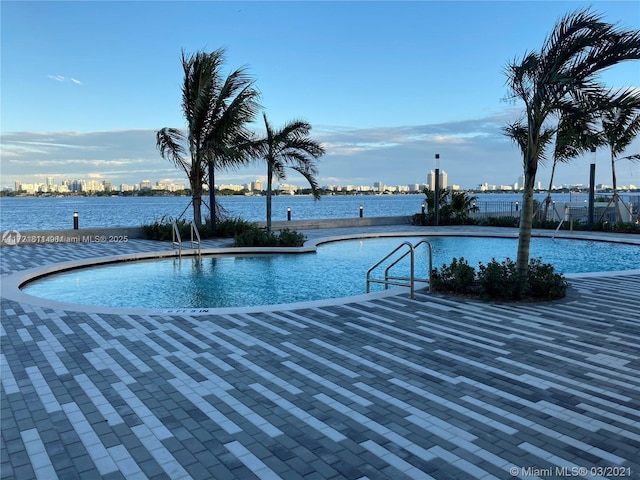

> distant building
[83,180,104,193]
[140,180,152,190]
[427,170,447,190]
[251,180,263,191]
[277,183,298,194]
[218,184,244,192]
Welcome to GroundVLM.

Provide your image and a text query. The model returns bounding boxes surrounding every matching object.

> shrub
[142,216,189,241]
[526,258,568,299]
[277,228,306,247]
[430,256,568,301]
[233,226,306,247]
[210,216,257,238]
[479,217,519,228]
[430,257,476,294]
[477,258,524,300]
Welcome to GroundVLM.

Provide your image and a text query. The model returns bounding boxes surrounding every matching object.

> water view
[0,192,592,231]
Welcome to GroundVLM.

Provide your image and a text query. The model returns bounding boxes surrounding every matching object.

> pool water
[23,236,640,309]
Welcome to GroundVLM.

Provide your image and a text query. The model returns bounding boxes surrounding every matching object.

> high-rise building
[252,180,263,191]
[428,170,447,190]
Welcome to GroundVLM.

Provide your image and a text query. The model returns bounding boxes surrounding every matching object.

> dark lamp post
[434,154,440,226]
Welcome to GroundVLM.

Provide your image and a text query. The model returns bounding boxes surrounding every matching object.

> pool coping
[5,229,639,315]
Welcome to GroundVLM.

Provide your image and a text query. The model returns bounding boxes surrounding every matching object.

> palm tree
[254,113,325,233]
[504,8,640,277]
[542,111,602,221]
[448,191,479,223]
[156,48,260,229]
[421,187,450,225]
[599,93,640,222]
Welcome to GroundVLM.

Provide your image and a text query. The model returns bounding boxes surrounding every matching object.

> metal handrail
[384,239,433,294]
[412,239,433,293]
[171,221,182,257]
[366,239,433,299]
[190,222,201,256]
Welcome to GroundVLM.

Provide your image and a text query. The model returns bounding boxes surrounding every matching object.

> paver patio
[1,227,639,479]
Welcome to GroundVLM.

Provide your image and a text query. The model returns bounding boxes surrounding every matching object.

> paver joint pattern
[1,237,639,479]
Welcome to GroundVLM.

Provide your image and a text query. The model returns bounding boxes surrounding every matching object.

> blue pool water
[23,236,640,309]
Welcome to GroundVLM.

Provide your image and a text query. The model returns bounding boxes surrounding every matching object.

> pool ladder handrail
[190,222,201,256]
[366,240,432,299]
[171,220,183,257]
[172,221,201,257]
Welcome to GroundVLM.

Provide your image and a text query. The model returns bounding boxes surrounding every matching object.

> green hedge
[431,256,568,301]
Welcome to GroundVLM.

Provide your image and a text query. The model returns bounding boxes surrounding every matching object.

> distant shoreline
[1,188,635,199]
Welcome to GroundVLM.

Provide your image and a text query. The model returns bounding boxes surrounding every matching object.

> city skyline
[2,2,639,190]
[12,169,633,196]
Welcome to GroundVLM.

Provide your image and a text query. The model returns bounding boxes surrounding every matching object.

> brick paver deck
[1,228,639,479]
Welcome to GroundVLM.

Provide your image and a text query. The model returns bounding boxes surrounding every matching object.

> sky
[1,0,639,191]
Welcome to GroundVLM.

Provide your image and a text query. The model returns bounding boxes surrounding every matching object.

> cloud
[46,75,83,85]
[2,115,638,191]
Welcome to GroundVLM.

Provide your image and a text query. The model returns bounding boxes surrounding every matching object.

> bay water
[0,192,604,231]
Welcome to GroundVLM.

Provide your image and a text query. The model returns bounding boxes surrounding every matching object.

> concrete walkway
[1,226,639,479]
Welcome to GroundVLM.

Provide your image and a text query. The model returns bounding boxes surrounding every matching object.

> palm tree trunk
[192,185,202,226]
[208,159,216,234]
[516,145,539,279]
[611,151,621,223]
[266,163,273,234]
[542,160,557,222]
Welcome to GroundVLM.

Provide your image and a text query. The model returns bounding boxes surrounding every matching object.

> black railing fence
[468,195,639,224]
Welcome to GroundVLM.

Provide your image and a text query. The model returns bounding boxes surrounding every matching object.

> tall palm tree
[254,113,325,233]
[504,8,640,277]
[156,48,260,229]
[599,92,640,222]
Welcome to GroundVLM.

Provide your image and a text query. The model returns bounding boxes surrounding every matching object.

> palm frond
[156,128,188,170]
[600,90,640,157]
[291,165,321,199]
[617,153,640,162]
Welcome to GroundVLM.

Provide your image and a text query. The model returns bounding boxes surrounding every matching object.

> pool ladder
[366,240,433,299]
[172,221,201,257]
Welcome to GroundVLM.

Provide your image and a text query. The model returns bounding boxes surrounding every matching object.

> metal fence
[468,195,639,224]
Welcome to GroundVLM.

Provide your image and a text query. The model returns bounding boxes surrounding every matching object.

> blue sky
[2,1,639,190]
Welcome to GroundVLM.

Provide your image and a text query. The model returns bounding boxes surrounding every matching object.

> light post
[359,205,363,218]
[588,146,596,229]
[287,207,291,221]
[73,212,79,230]
[434,154,440,226]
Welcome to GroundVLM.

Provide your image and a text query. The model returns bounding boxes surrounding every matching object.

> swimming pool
[21,235,640,310]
